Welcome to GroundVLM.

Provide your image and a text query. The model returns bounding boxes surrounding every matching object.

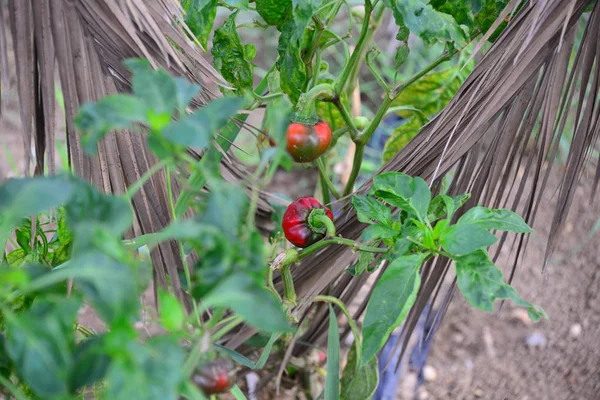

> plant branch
[342,144,364,196]
[280,263,297,306]
[316,158,341,200]
[331,97,359,140]
[344,2,386,95]
[333,0,375,95]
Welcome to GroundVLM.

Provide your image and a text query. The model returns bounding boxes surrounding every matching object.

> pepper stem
[308,210,336,237]
[280,263,297,306]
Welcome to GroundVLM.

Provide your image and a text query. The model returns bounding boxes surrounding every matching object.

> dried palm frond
[0,0,233,303]
[225,0,600,364]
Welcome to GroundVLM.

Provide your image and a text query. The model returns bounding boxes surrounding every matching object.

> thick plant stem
[333,0,375,95]
[316,158,340,200]
[345,3,387,95]
[280,264,297,306]
[357,51,454,147]
[342,50,457,194]
[343,144,364,196]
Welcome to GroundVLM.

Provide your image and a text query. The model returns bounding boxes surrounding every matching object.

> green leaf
[71,251,142,323]
[427,193,470,222]
[458,207,532,233]
[5,297,81,398]
[0,176,75,230]
[75,95,147,154]
[231,385,249,400]
[351,195,391,226]
[391,62,474,118]
[382,115,428,163]
[223,0,248,8]
[348,251,376,276]
[173,77,202,112]
[199,178,249,241]
[362,254,425,363]
[203,274,291,333]
[455,250,547,321]
[5,249,27,267]
[276,19,306,104]
[66,180,133,236]
[212,12,255,93]
[183,0,218,49]
[106,336,186,400]
[474,0,512,42]
[440,223,497,255]
[162,96,243,148]
[391,14,410,70]
[384,0,466,45]
[431,0,475,29]
[325,304,340,400]
[158,289,185,332]
[215,333,279,370]
[263,71,294,146]
[361,225,399,243]
[275,0,319,103]
[255,0,291,25]
[340,344,379,400]
[372,172,431,220]
[125,59,178,117]
[70,336,111,391]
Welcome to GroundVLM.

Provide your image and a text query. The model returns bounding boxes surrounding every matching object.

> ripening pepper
[193,359,233,395]
[282,197,334,248]
[286,120,332,163]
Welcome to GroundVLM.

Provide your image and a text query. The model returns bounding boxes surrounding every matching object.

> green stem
[314,295,362,373]
[166,166,202,326]
[365,48,389,92]
[316,158,340,200]
[345,3,386,94]
[212,316,243,341]
[332,97,359,140]
[320,170,331,206]
[124,158,170,201]
[253,92,283,102]
[280,264,297,306]
[333,0,375,95]
[343,144,364,196]
[309,49,323,89]
[296,83,335,120]
[255,63,277,96]
[279,236,388,269]
[267,267,283,302]
[309,213,336,237]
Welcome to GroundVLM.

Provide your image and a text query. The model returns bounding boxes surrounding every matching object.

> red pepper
[193,359,233,395]
[286,120,332,163]
[282,197,334,248]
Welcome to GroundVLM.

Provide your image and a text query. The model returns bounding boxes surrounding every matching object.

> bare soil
[418,173,600,400]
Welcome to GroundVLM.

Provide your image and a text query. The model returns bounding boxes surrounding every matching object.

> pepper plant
[0,1,546,399]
